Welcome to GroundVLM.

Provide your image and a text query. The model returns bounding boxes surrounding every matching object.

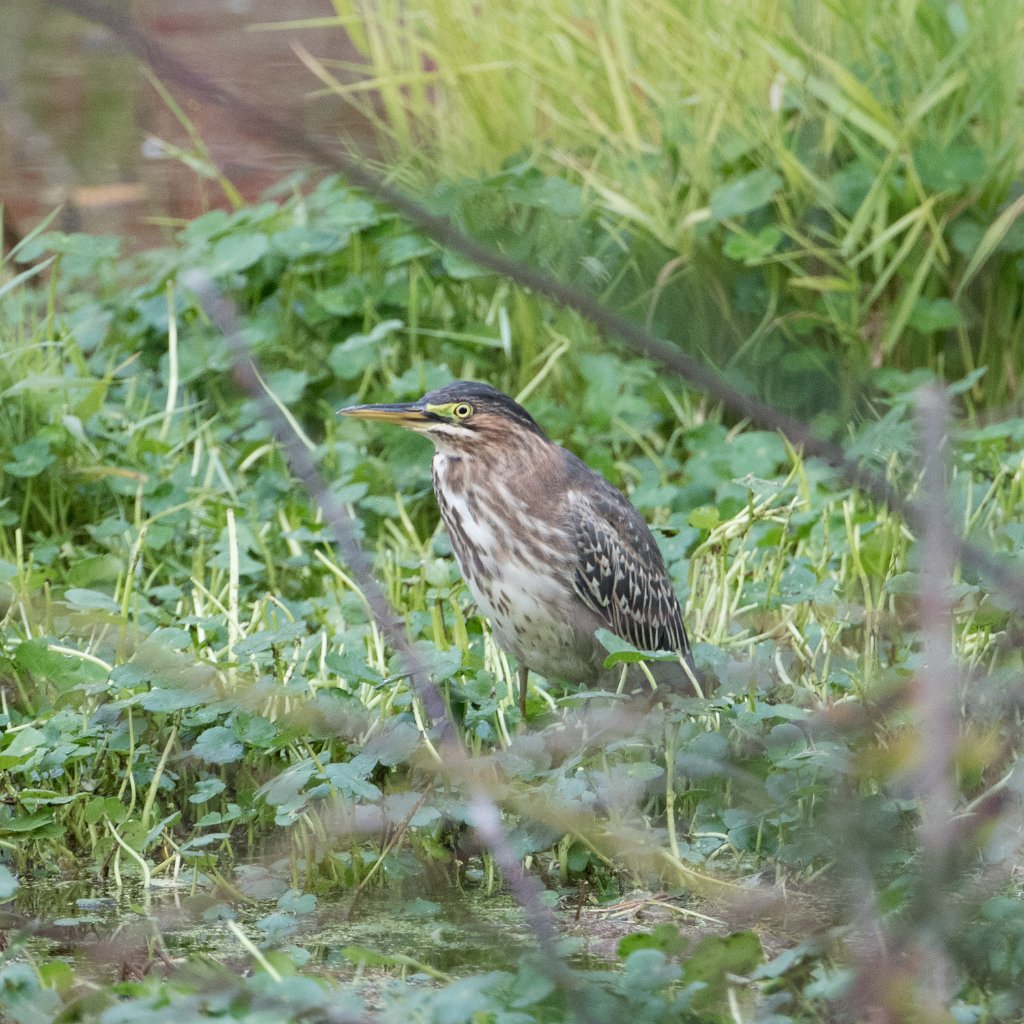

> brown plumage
[341,381,695,715]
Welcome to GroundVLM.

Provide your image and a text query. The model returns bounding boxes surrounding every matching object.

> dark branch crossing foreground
[46,0,1024,616]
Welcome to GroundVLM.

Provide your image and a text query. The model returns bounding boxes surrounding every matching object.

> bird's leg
[518,665,529,718]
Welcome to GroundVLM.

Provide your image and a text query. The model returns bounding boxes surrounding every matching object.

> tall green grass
[282,0,1024,410]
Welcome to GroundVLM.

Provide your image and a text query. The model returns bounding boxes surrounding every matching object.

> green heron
[341,382,695,715]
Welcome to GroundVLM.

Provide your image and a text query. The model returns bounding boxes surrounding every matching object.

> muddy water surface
[2,0,375,252]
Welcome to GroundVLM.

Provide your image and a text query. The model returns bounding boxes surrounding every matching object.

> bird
[341,381,695,716]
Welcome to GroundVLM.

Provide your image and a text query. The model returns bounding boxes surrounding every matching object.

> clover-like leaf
[4,437,56,478]
[192,726,243,765]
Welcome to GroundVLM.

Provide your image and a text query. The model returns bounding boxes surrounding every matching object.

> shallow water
[6,872,538,982]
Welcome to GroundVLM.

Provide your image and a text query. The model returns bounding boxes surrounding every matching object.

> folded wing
[569,479,692,661]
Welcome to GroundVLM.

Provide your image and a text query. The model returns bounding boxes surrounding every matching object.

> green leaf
[17,789,81,810]
[14,640,106,690]
[277,890,317,915]
[83,796,127,825]
[946,366,987,396]
[259,763,316,807]
[327,319,404,380]
[566,842,590,872]
[255,911,298,940]
[0,726,47,767]
[322,762,381,800]
[441,250,488,279]
[909,297,963,334]
[723,431,788,477]
[315,276,369,317]
[264,369,309,405]
[207,232,270,276]
[4,437,55,477]
[914,142,986,191]
[362,721,422,767]
[189,777,227,803]
[750,939,817,980]
[236,714,280,749]
[271,225,345,259]
[622,948,681,988]
[379,233,434,266]
[804,965,855,1000]
[682,931,764,1011]
[710,169,782,220]
[509,174,583,216]
[180,832,232,850]
[192,726,244,765]
[0,811,63,836]
[955,192,1024,299]
[183,208,230,242]
[723,225,782,263]
[595,628,679,666]
[233,621,309,658]
[688,506,720,531]
[322,193,379,229]
[619,923,688,959]
[66,555,121,588]
[63,588,120,613]
[859,528,894,578]
[885,572,919,595]
[139,686,206,712]
[508,963,557,1008]
[382,792,440,827]
[37,959,74,995]
[341,944,392,967]
[417,642,463,680]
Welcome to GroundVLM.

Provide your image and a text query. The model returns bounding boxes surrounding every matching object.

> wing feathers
[569,484,692,660]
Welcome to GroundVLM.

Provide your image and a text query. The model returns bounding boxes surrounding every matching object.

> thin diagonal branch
[43,0,1024,615]
[911,384,959,1006]
[915,384,958,866]
[183,272,593,1017]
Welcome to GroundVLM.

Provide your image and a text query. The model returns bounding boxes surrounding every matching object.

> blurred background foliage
[303,0,1024,423]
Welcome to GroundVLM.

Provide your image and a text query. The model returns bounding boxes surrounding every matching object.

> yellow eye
[453,403,473,420]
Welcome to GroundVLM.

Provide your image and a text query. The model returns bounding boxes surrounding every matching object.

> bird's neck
[432,435,556,491]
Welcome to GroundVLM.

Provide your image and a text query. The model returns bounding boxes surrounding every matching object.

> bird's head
[340,381,547,453]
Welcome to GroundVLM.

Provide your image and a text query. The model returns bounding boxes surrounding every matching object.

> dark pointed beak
[338,402,434,429]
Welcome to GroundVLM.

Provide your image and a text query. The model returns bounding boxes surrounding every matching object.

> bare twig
[909,385,959,1007]
[183,272,590,1015]
[915,385,958,869]
[846,388,965,1020]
